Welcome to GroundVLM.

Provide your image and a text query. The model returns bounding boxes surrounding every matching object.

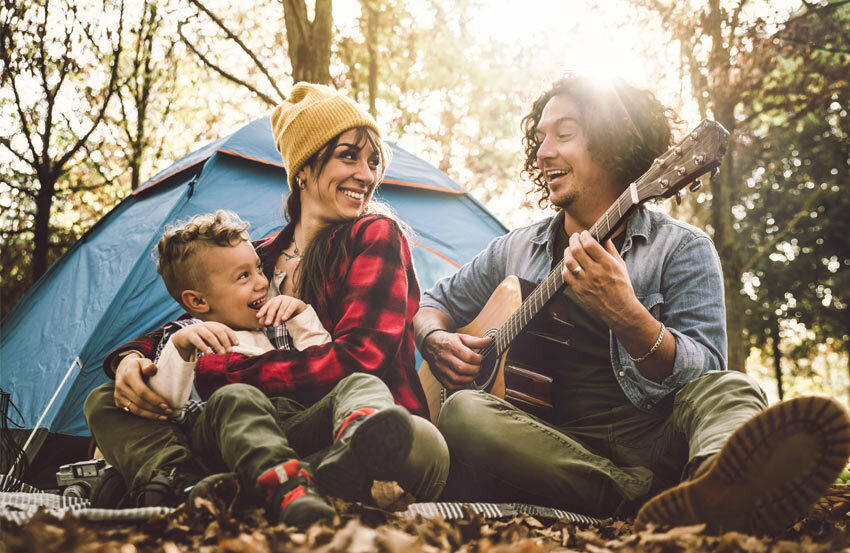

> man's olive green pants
[437,371,768,516]
[85,373,448,501]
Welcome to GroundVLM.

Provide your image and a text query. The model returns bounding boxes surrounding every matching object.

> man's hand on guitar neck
[414,307,493,389]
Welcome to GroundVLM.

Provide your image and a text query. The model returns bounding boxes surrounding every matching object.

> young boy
[140,210,338,525]
[149,210,330,411]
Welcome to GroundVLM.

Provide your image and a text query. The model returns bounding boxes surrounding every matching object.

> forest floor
[2,485,849,553]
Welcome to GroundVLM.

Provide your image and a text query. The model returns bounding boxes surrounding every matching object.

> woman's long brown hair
[281,126,398,313]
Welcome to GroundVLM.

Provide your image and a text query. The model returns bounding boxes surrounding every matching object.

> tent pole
[4,357,82,483]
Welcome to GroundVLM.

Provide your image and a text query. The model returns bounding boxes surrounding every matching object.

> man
[414,74,850,533]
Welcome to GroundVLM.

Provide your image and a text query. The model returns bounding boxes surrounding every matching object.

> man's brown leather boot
[636,396,850,534]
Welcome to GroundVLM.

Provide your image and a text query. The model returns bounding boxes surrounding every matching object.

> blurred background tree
[1,0,847,403]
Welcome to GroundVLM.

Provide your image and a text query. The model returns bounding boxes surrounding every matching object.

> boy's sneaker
[636,396,850,534]
[256,460,334,527]
[315,406,414,501]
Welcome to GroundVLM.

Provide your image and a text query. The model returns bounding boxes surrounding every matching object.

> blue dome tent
[0,117,507,449]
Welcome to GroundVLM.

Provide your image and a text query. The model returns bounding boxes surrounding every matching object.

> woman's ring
[571,265,583,275]
[123,401,132,412]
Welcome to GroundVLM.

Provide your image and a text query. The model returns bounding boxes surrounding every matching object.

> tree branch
[79,142,118,187]
[730,0,748,32]
[54,0,125,174]
[741,188,826,274]
[178,23,278,106]
[2,181,38,199]
[0,136,33,165]
[186,0,285,101]
[0,227,36,237]
[781,0,850,29]
[8,77,40,167]
[774,36,850,55]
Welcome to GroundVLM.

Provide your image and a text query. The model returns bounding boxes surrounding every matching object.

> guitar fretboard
[487,191,636,356]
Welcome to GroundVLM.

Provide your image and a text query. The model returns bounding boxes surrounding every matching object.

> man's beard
[548,185,578,211]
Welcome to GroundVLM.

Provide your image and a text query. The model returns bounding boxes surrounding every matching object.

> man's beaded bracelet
[629,323,666,363]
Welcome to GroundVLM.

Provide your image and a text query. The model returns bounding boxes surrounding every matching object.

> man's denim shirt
[421,207,727,412]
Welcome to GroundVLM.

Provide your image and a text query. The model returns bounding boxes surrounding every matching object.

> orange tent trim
[410,239,461,268]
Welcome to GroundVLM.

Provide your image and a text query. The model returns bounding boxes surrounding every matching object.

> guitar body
[418,276,575,424]
[418,276,521,424]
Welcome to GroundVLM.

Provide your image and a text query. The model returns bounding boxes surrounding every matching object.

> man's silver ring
[571,265,583,275]
[123,401,132,412]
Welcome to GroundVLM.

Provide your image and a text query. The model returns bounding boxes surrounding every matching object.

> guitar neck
[491,191,637,354]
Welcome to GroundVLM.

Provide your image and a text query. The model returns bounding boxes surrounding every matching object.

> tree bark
[708,98,746,372]
[703,0,746,371]
[365,0,378,117]
[771,316,784,400]
[282,0,333,84]
[32,171,57,282]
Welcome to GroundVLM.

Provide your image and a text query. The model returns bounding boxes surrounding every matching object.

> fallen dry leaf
[371,481,417,512]
[3,486,850,553]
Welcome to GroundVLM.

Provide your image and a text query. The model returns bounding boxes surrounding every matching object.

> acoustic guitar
[419,119,730,424]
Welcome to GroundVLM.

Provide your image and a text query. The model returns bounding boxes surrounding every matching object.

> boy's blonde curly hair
[156,210,251,307]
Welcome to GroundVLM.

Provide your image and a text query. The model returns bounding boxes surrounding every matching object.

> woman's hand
[114,353,171,420]
[256,295,308,327]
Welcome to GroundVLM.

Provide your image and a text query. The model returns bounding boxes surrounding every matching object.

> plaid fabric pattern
[265,322,295,351]
[104,215,427,418]
[156,318,202,362]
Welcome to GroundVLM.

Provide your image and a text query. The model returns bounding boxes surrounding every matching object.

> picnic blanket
[1,475,599,526]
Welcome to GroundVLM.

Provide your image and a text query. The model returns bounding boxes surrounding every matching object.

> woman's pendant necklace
[280,239,301,261]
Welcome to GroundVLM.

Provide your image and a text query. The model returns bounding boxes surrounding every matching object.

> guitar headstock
[634,120,729,203]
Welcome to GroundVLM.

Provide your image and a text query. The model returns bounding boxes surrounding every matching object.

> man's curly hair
[521,74,679,208]
[156,210,251,307]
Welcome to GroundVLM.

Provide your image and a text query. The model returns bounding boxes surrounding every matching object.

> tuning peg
[675,192,682,205]
[710,167,719,180]
[689,179,702,192]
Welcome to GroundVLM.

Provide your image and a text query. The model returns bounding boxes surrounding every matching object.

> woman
[84,83,448,525]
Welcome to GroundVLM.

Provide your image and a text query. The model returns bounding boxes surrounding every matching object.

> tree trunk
[282,0,333,85]
[31,172,57,283]
[771,316,784,400]
[845,311,850,404]
[365,0,378,117]
[710,102,746,372]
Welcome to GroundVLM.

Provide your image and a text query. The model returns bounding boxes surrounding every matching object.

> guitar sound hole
[473,349,500,391]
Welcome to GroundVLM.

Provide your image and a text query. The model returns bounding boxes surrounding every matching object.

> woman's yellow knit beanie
[271,82,381,188]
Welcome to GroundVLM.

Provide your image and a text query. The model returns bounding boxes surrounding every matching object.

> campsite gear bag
[436,370,767,517]
[86,374,448,501]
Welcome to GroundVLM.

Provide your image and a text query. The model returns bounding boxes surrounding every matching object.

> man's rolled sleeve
[615,232,727,407]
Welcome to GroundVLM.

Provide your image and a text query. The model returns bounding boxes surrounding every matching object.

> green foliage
[732,2,850,398]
